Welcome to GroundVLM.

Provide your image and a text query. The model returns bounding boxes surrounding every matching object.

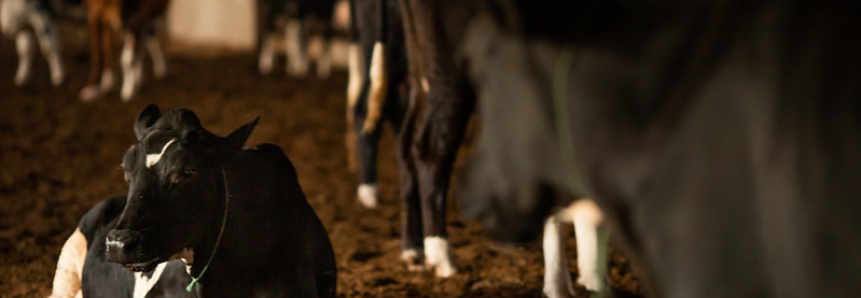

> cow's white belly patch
[145,138,177,168]
[133,262,167,298]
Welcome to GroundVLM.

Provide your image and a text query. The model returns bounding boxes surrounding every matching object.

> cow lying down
[49,105,337,298]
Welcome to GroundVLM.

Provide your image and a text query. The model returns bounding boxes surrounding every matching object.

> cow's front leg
[285,18,308,77]
[570,199,609,296]
[30,11,64,86]
[121,32,144,101]
[417,162,456,278]
[316,33,332,79]
[258,31,275,74]
[80,16,104,101]
[543,214,576,298]
[14,30,34,86]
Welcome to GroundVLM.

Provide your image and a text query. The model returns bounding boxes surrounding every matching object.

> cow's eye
[182,168,197,178]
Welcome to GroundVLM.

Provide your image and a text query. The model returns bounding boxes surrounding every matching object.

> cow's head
[106,105,258,271]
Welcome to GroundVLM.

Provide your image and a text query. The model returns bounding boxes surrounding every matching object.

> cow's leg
[395,89,424,270]
[120,32,138,101]
[570,199,609,296]
[99,22,115,93]
[146,29,166,79]
[285,18,309,76]
[543,215,576,298]
[80,13,103,101]
[29,11,64,86]
[14,30,34,86]
[344,0,364,172]
[258,31,276,74]
[48,228,87,298]
[353,84,382,208]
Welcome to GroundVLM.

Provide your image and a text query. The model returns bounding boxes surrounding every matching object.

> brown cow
[79,0,169,102]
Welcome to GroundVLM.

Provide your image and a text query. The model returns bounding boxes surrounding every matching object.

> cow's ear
[135,104,161,140]
[218,117,259,159]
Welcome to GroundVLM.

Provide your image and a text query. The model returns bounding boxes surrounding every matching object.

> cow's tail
[48,228,87,298]
[345,0,362,172]
[361,0,388,134]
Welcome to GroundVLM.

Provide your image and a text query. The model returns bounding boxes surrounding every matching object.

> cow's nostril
[105,229,142,260]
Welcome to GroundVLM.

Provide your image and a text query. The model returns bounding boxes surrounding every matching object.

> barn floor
[0,22,644,298]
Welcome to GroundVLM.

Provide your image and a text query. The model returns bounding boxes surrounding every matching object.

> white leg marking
[30,12,64,86]
[14,31,34,86]
[362,41,387,134]
[258,34,275,74]
[145,138,178,168]
[420,77,430,94]
[570,199,609,294]
[146,37,166,79]
[424,236,456,278]
[357,183,378,209]
[285,19,308,76]
[316,38,332,79]
[543,215,576,298]
[121,33,137,101]
[346,43,364,110]
[48,228,87,298]
[133,262,167,298]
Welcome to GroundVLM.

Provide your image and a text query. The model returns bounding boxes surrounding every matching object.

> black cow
[257,0,337,78]
[51,105,337,297]
[49,195,196,298]
[460,1,861,297]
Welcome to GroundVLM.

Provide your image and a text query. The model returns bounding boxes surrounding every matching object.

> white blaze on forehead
[133,262,167,298]
[145,138,178,168]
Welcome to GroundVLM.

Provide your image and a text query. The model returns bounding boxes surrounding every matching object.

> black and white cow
[257,0,336,78]
[460,1,861,297]
[51,105,337,297]
[49,195,196,298]
[1,0,65,86]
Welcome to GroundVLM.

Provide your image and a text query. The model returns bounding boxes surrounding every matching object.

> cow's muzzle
[106,229,159,271]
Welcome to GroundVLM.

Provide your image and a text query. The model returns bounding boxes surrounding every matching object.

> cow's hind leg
[120,32,145,101]
[316,27,333,79]
[14,30,34,86]
[285,18,309,76]
[146,28,166,79]
[570,199,610,296]
[543,215,576,298]
[353,85,382,208]
[30,10,64,86]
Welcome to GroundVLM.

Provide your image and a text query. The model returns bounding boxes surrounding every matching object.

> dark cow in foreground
[1,0,65,86]
[49,196,196,298]
[257,0,337,78]
[460,1,861,297]
[51,105,337,297]
[79,0,169,101]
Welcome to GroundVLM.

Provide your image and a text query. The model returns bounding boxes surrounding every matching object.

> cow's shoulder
[78,196,126,244]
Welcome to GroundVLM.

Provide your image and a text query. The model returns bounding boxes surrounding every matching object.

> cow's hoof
[357,184,378,209]
[121,82,135,102]
[79,86,101,102]
[287,62,309,77]
[401,249,425,272]
[542,278,576,298]
[51,73,64,86]
[424,236,457,278]
[577,274,606,294]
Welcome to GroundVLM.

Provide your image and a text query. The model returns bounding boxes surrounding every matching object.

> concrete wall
[166,0,257,51]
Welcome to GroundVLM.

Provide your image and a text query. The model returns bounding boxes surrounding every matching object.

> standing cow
[50,105,337,297]
[1,0,65,86]
[459,1,861,297]
[79,0,169,102]
[257,0,337,78]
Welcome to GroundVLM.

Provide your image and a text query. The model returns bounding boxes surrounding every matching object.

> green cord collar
[186,166,230,292]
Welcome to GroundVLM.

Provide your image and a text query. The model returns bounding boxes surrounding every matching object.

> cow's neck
[186,166,231,292]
